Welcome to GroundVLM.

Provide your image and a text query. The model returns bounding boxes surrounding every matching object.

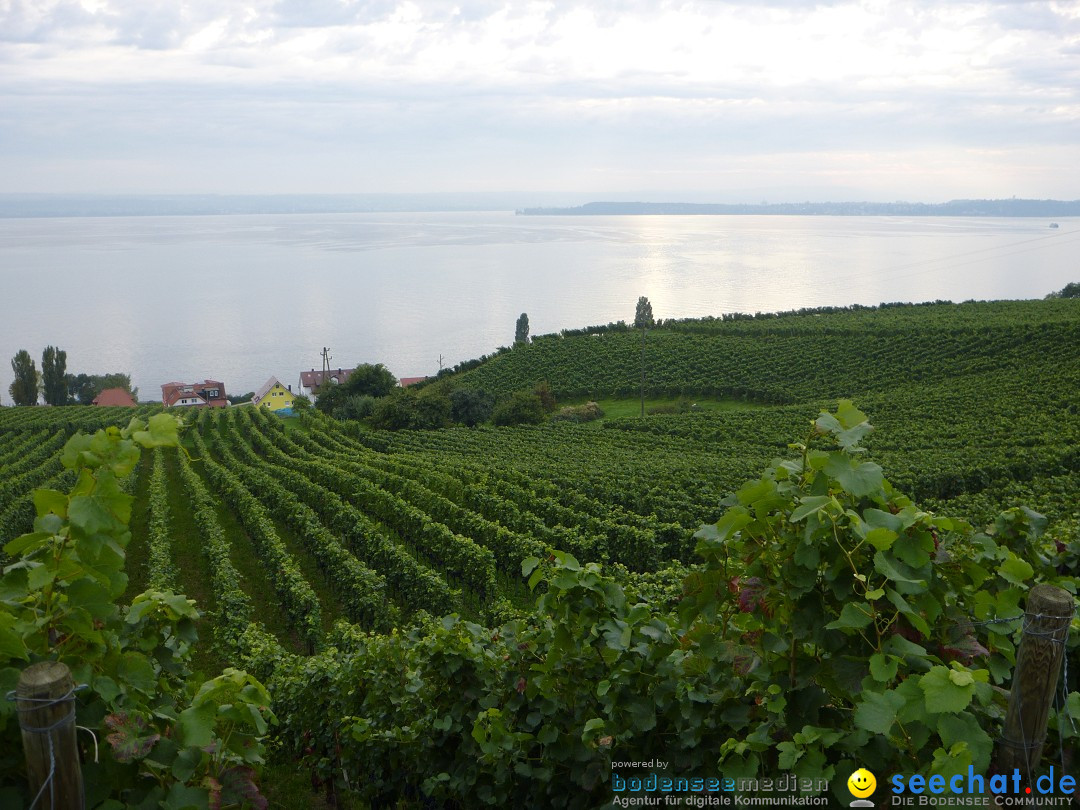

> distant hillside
[518,199,1080,216]
[0,192,600,218]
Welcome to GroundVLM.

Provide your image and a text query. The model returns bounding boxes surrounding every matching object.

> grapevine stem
[831,523,861,582]
[895,719,919,764]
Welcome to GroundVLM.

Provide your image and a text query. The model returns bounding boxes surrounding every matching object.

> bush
[491,391,545,426]
[533,381,557,413]
[550,401,604,423]
[371,388,451,430]
[450,389,494,427]
[335,394,376,421]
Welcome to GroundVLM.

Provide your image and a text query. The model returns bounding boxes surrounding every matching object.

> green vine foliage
[683,400,1077,801]
[251,401,1078,808]
[0,415,276,809]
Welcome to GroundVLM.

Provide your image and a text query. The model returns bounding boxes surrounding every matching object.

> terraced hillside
[445,298,1080,403]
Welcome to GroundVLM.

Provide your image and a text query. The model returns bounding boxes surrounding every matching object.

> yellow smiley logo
[847,768,877,799]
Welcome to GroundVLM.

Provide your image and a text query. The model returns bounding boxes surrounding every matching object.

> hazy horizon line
[2,192,1079,219]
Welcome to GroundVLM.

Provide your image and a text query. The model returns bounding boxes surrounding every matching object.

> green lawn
[561,395,766,421]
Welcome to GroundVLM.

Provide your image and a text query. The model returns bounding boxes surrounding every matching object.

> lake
[1,212,1077,401]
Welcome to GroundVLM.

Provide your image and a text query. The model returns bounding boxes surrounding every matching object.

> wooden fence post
[996,583,1075,776]
[15,660,84,809]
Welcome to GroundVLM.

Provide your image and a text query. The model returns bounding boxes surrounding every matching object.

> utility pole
[438,354,445,373]
[321,346,332,387]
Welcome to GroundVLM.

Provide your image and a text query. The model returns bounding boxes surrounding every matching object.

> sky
[2,0,1079,201]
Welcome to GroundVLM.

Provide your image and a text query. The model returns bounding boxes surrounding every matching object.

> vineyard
[1,298,1079,808]
[447,298,1080,403]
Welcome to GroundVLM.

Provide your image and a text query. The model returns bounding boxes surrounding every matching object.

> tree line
[307,359,597,431]
[330,298,652,430]
[6,346,136,406]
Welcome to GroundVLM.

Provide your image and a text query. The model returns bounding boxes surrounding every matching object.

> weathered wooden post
[15,661,84,809]
[996,583,1075,775]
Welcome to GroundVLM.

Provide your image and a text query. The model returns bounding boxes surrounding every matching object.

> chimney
[288,384,292,392]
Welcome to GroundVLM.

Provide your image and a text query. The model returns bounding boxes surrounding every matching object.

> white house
[297,367,355,402]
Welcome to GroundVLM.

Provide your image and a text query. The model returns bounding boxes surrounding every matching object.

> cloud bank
[2,0,1078,198]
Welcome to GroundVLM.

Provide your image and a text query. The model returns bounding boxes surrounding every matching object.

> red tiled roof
[399,376,429,387]
[300,368,355,388]
[92,388,136,407]
[163,389,205,407]
[161,379,227,408]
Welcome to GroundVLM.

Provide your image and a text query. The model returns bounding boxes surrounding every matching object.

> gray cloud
[988,1,1080,33]
[1,1,1078,196]
[0,0,93,43]
[271,0,400,29]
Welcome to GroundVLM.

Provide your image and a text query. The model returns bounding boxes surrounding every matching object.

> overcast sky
[2,0,1078,200]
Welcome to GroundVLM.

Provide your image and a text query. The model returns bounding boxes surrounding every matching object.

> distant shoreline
[0,194,518,218]
[1,194,1079,219]
[517,200,1080,217]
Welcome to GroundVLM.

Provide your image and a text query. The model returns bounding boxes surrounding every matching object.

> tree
[41,345,68,405]
[1046,281,1080,299]
[313,381,346,415]
[66,373,96,405]
[315,363,398,415]
[9,350,39,405]
[65,372,136,405]
[345,363,397,398]
[635,297,653,416]
[634,296,654,329]
[515,313,530,345]
[100,372,138,402]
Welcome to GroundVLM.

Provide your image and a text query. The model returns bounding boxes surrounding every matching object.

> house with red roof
[298,367,354,401]
[92,387,137,407]
[161,380,228,408]
[398,376,429,387]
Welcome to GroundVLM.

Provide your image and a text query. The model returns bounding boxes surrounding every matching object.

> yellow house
[252,376,297,412]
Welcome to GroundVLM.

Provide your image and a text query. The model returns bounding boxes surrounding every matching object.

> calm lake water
[1,212,1077,401]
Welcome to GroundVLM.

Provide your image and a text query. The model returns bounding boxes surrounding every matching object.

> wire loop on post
[8,681,88,810]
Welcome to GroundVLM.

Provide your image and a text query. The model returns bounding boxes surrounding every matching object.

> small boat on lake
[1049,222,1059,228]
